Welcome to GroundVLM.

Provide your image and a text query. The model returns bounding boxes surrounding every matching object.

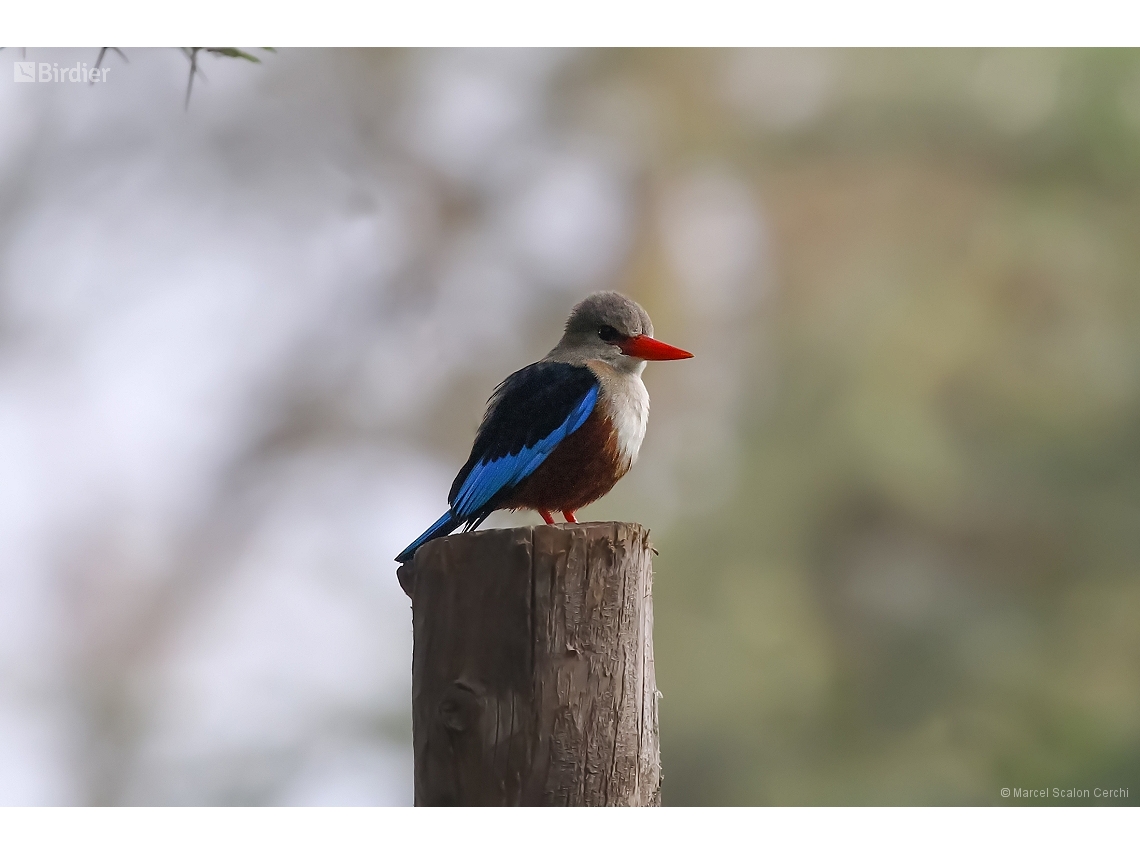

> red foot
[539,509,555,525]
[563,510,578,523]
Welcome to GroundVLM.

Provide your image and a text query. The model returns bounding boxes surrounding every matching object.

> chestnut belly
[506,408,629,513]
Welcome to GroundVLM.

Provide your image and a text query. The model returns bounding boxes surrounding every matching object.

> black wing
[448,362,600,519]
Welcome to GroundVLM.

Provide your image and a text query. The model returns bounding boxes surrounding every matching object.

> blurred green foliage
[594,49,1140,805]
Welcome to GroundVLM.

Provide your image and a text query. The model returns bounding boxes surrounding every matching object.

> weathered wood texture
[399,522,661,806]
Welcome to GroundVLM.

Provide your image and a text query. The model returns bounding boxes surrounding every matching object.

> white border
[7,0,1140,48]
[1,806,1138,854]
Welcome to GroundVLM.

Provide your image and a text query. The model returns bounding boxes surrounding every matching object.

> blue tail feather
[395,510,460,563]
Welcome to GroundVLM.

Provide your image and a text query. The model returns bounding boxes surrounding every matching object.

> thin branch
[93,47,129,70]
[91,48,128,85]
[183,47,207,111]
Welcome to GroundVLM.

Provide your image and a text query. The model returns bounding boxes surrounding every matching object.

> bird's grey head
[547,291,691,373]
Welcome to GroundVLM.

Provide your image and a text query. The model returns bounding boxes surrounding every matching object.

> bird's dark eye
[598,325,621,343]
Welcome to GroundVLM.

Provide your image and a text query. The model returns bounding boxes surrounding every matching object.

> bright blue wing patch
[452,384,598,519]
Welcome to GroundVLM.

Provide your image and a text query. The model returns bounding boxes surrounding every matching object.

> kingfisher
[395,291,692,563]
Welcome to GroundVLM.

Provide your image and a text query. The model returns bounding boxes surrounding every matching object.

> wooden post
[397,522,661,806]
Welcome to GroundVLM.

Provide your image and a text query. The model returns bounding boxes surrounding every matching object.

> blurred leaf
[205,47,261,63]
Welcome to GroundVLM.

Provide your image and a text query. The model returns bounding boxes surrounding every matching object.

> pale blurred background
[1,47,1138,806]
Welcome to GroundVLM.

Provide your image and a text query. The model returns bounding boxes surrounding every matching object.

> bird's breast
[598,369,650,470]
